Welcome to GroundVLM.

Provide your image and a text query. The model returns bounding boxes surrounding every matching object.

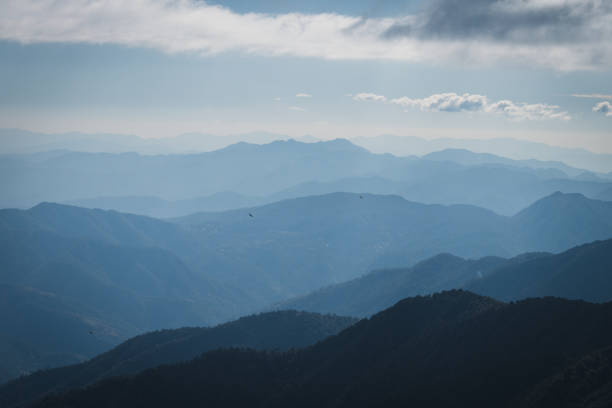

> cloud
[357,91,570,120]
[0,0,610,70]
[385,0,611,44]
[593,101,612,116]
[288,106,306,112]
[390,93,487,112]
[379,0,612,70]
[572,93,612,99]
[296,93,312,98]
[486,100,571,121]
[353,93,387,102]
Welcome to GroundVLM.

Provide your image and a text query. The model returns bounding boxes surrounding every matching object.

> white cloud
[390,93,487,112]
[486,100,571,121]
[296,93,312,98]
[288,106,306,112]
[572,94,612,99]
[593,101,612,116]
[357,91,570,120]
[0,0,610,71]
[353,93,387,102]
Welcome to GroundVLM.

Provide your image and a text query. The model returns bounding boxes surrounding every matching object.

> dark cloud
[384,0,611,44]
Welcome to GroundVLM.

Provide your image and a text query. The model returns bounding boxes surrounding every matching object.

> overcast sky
[0,0,611,152]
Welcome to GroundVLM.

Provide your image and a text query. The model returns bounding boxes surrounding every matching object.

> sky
[0,0,611,153]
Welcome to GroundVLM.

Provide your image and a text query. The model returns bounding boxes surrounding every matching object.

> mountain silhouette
[27,291,612,408]
[277,238,612,317]
[467,238,612,302]
[2,193,612,382]
[3,139,611,215]
[0,311,356,408]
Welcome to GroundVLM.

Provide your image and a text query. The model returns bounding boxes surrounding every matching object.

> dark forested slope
[0,311,356,408]
[29,291,612,408]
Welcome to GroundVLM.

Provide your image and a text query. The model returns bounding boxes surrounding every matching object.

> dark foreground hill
[277,238,612,317]
[521,345,612,407]
[0,311,356,408]
[29,291,612,408]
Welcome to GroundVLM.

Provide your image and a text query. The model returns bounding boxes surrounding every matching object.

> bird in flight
[359,195,363,199]
[89,331,94,335]
[249,213,254,218]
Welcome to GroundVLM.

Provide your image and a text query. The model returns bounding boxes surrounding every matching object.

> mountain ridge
[2,192,612,383]
[27,291,612,408]
[3,137,612,215]
[0,310,357,408]
[277,238,612,318]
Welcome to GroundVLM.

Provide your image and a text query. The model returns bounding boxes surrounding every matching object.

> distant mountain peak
[29,201,83,214]
[414,252,465,265]
[519,191,590,209]
[424,148,482,158]
[533,191,589,204]
[264,137,367,152]
[214,138,367,155]
[30,201,56,210]
[322,138,369,151]
[513,192,602,221]
[324,138,357,146]
[29,201,111,214]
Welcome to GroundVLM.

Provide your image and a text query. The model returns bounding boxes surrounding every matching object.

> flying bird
[249,213,254,218]
[359,195,363,199]
[89,331,94,335]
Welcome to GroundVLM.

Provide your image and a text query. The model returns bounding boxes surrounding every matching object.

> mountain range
[3,128,612,174]
[2,138,612,216]
[172,191,612,299]
[2,191,612,383]
[26,290,612,408]
[0,310,356,407]
[277,238,612,317]
[354,134,612,174]
[0,128,316,156]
